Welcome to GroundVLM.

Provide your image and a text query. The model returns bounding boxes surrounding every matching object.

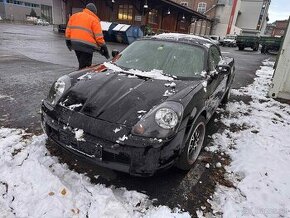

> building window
[180,2,188,7]
[14,1,23,5]
[118,4,133,21]
[197,2,207,13]
[148,9,158,24]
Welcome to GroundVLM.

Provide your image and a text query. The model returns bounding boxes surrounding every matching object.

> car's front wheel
[176,116,206,170]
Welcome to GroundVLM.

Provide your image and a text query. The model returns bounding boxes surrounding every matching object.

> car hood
[59,70,202,127]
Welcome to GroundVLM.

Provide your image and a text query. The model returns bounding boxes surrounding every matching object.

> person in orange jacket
[65,3,110,69]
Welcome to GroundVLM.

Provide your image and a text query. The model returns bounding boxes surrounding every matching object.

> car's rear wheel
[176,116,206,170]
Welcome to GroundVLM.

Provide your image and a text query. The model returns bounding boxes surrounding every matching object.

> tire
[176,116,206,170]
[253,46,258,51]
[221,88,231,105]
[261,46,265,53]
[238,46,244,51]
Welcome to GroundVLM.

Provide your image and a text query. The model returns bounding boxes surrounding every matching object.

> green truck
[260,36,283,53]
[236,35,260,51]
[236,29,260,51]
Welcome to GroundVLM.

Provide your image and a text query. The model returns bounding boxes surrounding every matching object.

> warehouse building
[52,0,207,34]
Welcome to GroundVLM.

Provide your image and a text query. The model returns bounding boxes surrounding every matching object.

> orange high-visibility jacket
[65,8,105,53]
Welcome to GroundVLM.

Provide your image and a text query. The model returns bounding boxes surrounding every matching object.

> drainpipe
[226,0,238,34]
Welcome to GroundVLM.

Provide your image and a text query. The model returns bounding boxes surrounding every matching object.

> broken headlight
[132,101,183,139]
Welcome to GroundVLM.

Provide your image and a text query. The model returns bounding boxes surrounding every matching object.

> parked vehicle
[237,35,260,51]
[41,33,235,176]
[209,35,221,45]
[204,35,220,45]
[26,16,37,22]
[260,36,283,53]
[236,29,260,51]
[35,19,49,26]
[220,35,237,47]
[202,36,219,45]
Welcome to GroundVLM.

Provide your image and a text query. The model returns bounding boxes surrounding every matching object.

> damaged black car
[41,33,235,176]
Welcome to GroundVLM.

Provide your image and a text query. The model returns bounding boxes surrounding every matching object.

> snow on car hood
[59,70,201,127]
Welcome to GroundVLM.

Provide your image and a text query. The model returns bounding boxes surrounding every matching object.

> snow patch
[0,94,15,101]
[208,60,290,217]
[74,129,85,141]
[165,82,176,88]
[116,135,128,143]
[154,33,212,44]
[163,90,175,97]
[68,104,83,110]
[0,128,190,217]
[103,62,174,81]
[113,127,122,133]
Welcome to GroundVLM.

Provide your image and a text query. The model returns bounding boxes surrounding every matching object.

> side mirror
[112,49,120,58]
[217,64,231,74]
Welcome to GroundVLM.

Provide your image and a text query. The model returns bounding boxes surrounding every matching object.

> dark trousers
[75,51,93,70]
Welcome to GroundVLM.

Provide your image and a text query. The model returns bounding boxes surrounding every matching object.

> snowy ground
[206,60,290,217]
[0,129,190,217]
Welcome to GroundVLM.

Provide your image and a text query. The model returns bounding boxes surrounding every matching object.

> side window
[209,47,222,71]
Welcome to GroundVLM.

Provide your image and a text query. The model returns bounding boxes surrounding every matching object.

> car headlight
[47,75,71,106]
[155,108,178,129]
[132,101,183,139]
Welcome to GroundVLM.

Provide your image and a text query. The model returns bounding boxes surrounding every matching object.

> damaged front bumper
[41,101,185,176]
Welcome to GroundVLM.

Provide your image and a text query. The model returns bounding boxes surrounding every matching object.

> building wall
[272,20,288,37]
[269,19,290,100]
[0,2,6,18]
[172,0,195,9]
[236,0,263,30]
[190,0,216,35]
[212,0,241,37]
[264,23,274,36]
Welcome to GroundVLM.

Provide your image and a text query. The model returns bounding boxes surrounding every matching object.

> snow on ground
[0,129,190,217]
[207,59,290,217]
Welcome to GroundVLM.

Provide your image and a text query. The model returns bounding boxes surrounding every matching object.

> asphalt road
[0,23,275,216]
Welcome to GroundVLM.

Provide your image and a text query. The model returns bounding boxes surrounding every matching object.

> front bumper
[41,101,185,176]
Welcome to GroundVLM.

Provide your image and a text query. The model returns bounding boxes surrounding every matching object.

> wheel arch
[184,108,207,145]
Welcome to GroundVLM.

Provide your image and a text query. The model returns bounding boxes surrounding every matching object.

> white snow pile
[74,129,85,142]
[0,129,190,217]
[103,62,174,81]
[153,33,212,44]
[207,59,290,217]
[68,104,83,111]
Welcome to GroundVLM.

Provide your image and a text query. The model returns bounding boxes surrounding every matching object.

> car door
[204,46,228,117]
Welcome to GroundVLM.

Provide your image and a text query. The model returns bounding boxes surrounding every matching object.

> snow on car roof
[101,21,112,31]
[153,33,213,47]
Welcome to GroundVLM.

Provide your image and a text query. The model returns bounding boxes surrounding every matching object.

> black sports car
[41,33,235,176]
